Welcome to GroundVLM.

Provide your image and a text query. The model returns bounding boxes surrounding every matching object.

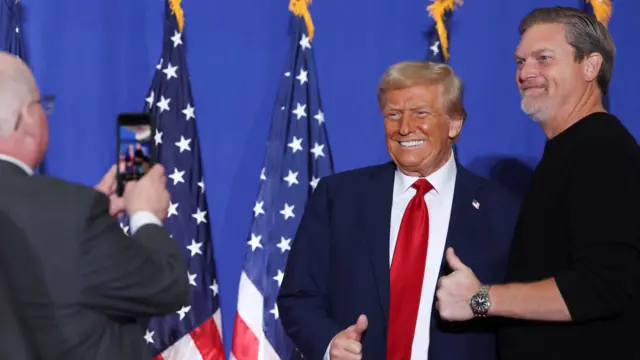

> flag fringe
[586,0,612,27]
[426,0,463,61]
[169,0,185,32]
[289,0,315,42]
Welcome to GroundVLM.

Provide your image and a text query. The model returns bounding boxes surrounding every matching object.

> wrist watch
[469,284,491,317]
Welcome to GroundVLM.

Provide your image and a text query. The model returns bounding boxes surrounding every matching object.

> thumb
[353,314,368,340]
[446,247,467,271]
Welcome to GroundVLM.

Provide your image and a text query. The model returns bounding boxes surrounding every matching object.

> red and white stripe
[154,310,225,360]
[230,271,280,360]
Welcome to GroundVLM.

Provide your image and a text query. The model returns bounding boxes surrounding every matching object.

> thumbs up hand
[329,314,368,360]
[435,247,482,321]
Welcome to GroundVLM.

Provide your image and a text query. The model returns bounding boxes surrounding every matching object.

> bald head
[0,52,38,138]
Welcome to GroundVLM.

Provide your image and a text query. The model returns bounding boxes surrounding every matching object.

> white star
[210,280,219,296]
[144,329,154,344]
[156,96,171,113]
[273,269,284,286]
[283,170,299,187]
[182,104,195,120]
[198,179,205,194]
[192,208,207,224]
[280,203,295,220]
[154,130,163,145]
[162,63,178,80]
[270,303,279,319]
[186,239,203,256]
[188,272,197,286]
[171,30,183,47]
[168,168,185,185]
[276,237,291,254]
[292,103,307,120]
[248,233,263,251]
[430,41,440,56]
[288,136,303,153]
[253,200,265,217]
[296,68,308,85]
[310,142,325,159]
[310,176,320,191]
[145,91,154,108]
[120,222,129,235]
[177,305,191,320]
[284,72,291,77]
[175,136,192,153]
[314,109,325,126]
[167,201,179,217]
[260,167,267,180]
[299,34,311,50]
[156,58,163,70]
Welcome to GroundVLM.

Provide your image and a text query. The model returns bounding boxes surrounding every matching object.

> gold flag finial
[289,0,315,42]
[426,0,463,61]
[586,0,612,27]
[169,0,185,32]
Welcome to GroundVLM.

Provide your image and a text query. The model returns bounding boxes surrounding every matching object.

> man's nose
[518,61,538,83]
[399,114,417,135]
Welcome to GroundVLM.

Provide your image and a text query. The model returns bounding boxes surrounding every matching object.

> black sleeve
[555,146,640,322]
[79,193,190,317]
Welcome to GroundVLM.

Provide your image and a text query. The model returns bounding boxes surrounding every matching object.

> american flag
[425,0,462,63]
[119,0,225,358]
[1,0,26,59]
[230,5,334,360]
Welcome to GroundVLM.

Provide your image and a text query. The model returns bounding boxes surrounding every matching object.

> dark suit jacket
[0,211,41,360]
[0,160,189,360]
[278,161,521,360]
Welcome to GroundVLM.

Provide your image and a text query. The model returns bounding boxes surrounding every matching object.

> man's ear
[583,52,603,83]
[448,116,463,140]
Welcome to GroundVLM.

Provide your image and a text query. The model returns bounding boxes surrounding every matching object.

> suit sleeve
[554,146,640,322]
[79,192,190,317]
[278,178,342,360]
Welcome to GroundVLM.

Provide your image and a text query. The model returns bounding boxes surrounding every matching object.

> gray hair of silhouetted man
[0,52,49,171]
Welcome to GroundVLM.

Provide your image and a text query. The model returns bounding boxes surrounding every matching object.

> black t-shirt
[498,112,640,359]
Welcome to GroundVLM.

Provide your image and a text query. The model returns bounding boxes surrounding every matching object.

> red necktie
[387,178,433,360]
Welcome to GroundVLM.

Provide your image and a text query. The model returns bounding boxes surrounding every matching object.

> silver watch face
[470,294,490,313]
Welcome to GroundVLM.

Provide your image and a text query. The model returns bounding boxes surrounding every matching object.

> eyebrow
[514,48,556,59]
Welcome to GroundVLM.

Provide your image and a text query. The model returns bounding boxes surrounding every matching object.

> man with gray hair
[435,6,640,360]
[0,51,189,359]
[278,60,521,360]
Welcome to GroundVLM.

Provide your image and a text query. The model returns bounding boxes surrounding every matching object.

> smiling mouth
[397,140,425,148]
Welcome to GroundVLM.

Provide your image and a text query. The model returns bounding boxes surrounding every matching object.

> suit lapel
[437,164,483,278]
[362,162,395,322]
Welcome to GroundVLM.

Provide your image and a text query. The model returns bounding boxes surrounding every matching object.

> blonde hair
[377,61,467,121]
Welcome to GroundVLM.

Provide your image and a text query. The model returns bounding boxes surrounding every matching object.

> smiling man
[278,61,521,360]
[434,6,640,360]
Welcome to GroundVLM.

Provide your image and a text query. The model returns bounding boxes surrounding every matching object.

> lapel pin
[472,199,480,209]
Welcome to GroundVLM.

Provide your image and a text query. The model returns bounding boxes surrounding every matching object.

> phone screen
[116,114,155,196]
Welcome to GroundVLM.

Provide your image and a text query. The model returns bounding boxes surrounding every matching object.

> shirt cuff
[323,341,331,360]
[129,211,163,235]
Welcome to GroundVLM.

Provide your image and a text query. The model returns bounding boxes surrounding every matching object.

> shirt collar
[394,151,457,196]
[0,154,34,176]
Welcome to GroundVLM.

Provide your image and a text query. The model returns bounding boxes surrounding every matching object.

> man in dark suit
[0,52,189,359]
[277,61,521,360]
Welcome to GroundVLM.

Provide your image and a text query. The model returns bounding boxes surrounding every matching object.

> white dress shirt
[0,154,161,235]
[324,152,457,359]
[390,152,457,359]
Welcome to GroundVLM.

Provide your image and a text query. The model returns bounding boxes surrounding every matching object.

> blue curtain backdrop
[16,0,640,356]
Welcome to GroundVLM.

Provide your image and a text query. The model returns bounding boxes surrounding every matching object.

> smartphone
[116,113,156,196]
